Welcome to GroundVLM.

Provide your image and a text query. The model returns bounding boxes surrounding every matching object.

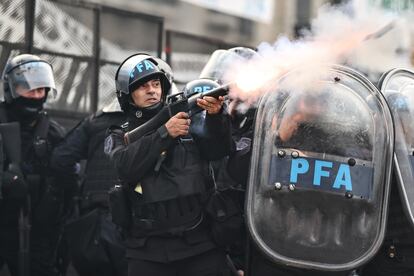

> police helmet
[115,54,172,111]
[2,54,57,104]
[182,78,220,98]
[228,47,257,59]
[199,47,257,83]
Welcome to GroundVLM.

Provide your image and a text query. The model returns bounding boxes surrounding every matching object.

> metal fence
[0,0,253,130]
[0,0,164,128]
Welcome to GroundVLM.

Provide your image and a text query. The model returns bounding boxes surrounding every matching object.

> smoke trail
[225,0,413,106]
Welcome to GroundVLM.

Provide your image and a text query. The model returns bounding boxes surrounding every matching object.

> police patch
[104,135,114,155]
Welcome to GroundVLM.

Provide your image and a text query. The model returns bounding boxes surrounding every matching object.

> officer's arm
[45,119,79,191]
[106,125,174,185]
[50,117,90,174]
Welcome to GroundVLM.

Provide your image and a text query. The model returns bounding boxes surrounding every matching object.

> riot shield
[246,64,394,271]
[379,68,414,229]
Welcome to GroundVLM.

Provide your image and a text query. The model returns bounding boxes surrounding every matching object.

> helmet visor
[199,48,255,83]
[8,61,57,99]
[199,50,234,82]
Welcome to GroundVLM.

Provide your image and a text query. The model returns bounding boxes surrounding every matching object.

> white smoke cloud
[226,0,414,106]
[345,1,412,80]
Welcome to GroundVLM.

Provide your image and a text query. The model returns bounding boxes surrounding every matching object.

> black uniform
[210,106,256,274]
[0,102,71,276]
[106,104,232,276]
[361,174,414,276]
[50,110,127,276]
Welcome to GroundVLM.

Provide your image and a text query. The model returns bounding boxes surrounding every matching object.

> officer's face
[131,79,162,108]
[15,86,46,99]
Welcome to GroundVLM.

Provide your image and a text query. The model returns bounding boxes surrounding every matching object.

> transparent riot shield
[379,68,414,229]
[246,64,394,271]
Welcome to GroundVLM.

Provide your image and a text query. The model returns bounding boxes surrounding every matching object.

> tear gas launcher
[124,83,231,145]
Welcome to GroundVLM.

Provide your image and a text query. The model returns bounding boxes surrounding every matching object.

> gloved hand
[2,168,28,200]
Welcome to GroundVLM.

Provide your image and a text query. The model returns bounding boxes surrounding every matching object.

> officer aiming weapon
[0,122,30,276]
[124,83,231,144]
[124,20,398,147]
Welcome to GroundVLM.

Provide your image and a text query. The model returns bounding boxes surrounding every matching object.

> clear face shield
[7,61,57,100]
[276,88,374,162]
[199,48,255,83]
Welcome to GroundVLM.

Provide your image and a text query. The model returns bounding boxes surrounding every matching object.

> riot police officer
[50,97,127,276]
[0,54,73,276]
[105,54,232,276]
[49,56,175,276]
[200,47,259,276]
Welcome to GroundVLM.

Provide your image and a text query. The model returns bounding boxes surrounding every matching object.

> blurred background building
[0,0,335,130]
[86,0,329,47]
[0,0,413,126]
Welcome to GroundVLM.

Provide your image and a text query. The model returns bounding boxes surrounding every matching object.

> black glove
[2,169,28,200]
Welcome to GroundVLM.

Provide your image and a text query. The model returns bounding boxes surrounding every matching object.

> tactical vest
[0,104,51,177]
[0,104,57,223]
[82,112,125,196]
[130,194,205,238]
[126,125,210,237]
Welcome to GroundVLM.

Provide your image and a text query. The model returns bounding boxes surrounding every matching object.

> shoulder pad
[104,135,115,155]
[104,125,125,155]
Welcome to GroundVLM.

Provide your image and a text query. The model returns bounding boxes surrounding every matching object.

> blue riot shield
[246,64,394,271]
